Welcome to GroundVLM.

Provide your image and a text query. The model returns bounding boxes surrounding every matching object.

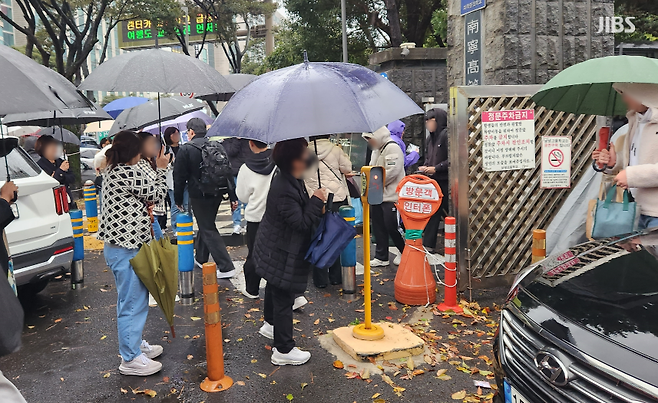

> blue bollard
[83,181,98,233]
[177,213,195,304]
[339,206,357,294]
[70,209,84,289]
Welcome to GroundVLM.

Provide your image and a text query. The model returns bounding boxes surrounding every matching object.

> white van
[4,144,74,294]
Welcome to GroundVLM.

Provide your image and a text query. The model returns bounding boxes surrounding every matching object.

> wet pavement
[1,241,506,403]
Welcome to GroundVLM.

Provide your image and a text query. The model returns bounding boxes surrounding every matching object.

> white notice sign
[541,136,571,189]
[481,109,536,172]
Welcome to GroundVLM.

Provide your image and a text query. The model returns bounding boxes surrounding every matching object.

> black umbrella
[2,105,112,127]
[197,73,257,102]
[109,97,206,136]
[0,44,93,116]
[34,127,80,145]
[77,49,234,96]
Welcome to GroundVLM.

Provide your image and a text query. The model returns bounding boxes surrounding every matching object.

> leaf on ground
[143,390,157,398]
[333,360,344,369]
[292,319,301,325]
[393,386,405,396]
[236,381,245,386]
[251,359,258,363]
[301,382,308,390]
[407,358,415,370]
[257,373,267,378]
[313,319,320,325]
[372,393,381,399]
[54,318,62,323]
[451,390,467,400]
[102,373,110,378]
[187,355,193,360]
[120,388,128,394]
[479,370,493,377]
[286,394,294,401]
[190,316,202,321]
[328,318,335,323]
[100,335,107,340]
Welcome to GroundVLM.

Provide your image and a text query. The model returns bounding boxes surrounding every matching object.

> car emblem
[534,351,569,386]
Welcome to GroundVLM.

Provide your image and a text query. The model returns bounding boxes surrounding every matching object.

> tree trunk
[384,0,403,47]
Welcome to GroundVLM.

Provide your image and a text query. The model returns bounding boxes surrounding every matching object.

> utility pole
[265,0,274,56]
[341,0,348,62]
[182,6,190,55]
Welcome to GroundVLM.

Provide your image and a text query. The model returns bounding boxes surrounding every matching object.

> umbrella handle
[314,139,321,188]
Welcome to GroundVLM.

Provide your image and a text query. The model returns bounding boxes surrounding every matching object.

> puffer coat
[254,171,324,293]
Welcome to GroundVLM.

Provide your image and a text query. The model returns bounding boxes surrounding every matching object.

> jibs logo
[596,16,636,34]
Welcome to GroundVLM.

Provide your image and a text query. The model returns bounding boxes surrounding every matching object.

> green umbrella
[532,55,658,116]
[130,237,179,336]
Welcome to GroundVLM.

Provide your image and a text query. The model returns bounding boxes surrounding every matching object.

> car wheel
[18,279,49,296]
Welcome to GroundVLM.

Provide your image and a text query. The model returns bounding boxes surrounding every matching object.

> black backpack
[190,139,233,196]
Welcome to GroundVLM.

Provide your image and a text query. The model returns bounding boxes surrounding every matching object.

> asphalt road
[0,242,506,403]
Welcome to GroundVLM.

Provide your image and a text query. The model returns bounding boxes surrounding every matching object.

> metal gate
[449,85,598,291]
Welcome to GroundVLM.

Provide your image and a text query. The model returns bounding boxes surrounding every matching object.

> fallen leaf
[313,319,320,325]
[120,388,128,394]
[100,335,107,340]
[251,359,258,363]
[258,373,267,378]
[236,381,245,386]
[187,354,193,360]
[333,360,344,369]
[372,393,381,399]
[143,389,157,397]
[162,376,169,383]
[393,386,405,397]
[103,373,110,378]
[54,318,62,323]
[27,325,35,329]
[451,390,467,400]
[292,319,301,325]
[328,318,335,323]
[190,316,202,321]
[301,382,308,390]
[286,394,294,401]
[407,358,415,370]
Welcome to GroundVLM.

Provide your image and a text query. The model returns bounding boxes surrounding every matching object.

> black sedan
[493,232,658,403]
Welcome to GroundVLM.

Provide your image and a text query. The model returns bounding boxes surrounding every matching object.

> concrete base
[332,323,424,362]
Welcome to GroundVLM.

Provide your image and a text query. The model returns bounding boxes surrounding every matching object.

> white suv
[4,143,74,294]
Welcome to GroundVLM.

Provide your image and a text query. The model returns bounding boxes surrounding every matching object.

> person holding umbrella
[137,132,168,239]
[36,135,75,210]
[593,83,658,231]
[253,138,328,365]
[98,131,169,376]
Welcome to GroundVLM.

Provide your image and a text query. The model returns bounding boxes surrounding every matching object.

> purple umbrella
[142,110,213,135]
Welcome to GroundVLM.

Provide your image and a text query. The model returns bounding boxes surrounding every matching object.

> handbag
[591,185,638,239]
[305,209,357,270]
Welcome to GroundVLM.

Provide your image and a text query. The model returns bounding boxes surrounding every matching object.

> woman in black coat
[36,135,75,209]
[253,138,327,366]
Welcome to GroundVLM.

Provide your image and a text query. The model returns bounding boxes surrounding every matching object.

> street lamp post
[341,0,348,63]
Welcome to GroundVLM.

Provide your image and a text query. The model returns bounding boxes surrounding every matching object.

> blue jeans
[169,188,189,230]
[639,214,658,230]
[152,220,163,241]
[104,243,148,362]
[232,177,244,227]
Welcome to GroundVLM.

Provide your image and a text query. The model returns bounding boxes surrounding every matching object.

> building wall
[447,0,615,87]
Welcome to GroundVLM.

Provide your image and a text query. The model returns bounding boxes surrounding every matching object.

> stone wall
[369,48,448,146]
[448,0,615,87]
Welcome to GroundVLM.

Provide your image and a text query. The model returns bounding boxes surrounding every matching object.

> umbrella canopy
[34,127,80,145]
[206,60,424,143]
[0,44,93,116]
[77,49,234,97]
[142,110,213,135]
[103,96,150,119]
[198,73,257,102]
[109,97,206,136]
[129,237,178,335]
[532,55,658,116]
[2,104,112,127]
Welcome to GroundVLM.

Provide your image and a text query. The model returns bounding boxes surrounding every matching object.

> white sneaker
[271,347,311,366]
[370,258,389,267]
[119,353,162,376]
[292,296,308,310]
[259,321,274,339]
[232,224,242,234]
[216,268,238,279]
[241,289,259,299]
[393,254,402,266]
[140,340,163,359]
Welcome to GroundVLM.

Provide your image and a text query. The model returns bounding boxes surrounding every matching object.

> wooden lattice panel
[465,96,597,282]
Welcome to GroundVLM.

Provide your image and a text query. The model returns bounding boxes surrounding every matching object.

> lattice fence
[453,87,598,289]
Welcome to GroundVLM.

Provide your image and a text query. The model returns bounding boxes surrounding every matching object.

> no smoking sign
[541,136,571,189]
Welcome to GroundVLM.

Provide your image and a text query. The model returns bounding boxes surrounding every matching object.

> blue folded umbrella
[305,211,357,270]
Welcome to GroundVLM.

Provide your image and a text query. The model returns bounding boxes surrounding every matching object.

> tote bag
[591,185,638,239]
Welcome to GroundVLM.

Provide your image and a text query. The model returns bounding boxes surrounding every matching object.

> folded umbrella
[2,104,112,127]
[532,55,658,116]
[305,203,358,270]
[109,97,206,136]
[206,55,424,143]
[103,97,150,119]
[0,44,93,116]
[129,237,179,336]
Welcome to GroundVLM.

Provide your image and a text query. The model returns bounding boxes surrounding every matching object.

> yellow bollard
[200,262,233,393]
[532,229,546,264]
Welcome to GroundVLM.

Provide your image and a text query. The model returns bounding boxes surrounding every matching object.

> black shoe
[330,280,342,286]
[314,283,328,289]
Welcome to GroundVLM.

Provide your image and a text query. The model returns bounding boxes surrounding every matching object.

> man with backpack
[174,118,238,279]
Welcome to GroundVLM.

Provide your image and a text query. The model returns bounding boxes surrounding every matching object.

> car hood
[517,241,658,369]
